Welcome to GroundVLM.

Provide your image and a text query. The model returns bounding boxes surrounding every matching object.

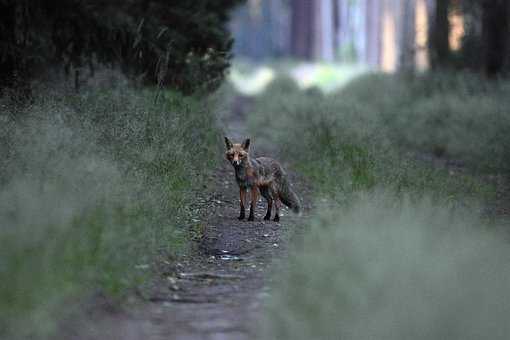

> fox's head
[224,137,250,168]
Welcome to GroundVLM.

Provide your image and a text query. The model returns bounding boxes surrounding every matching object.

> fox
[224,137,301,222]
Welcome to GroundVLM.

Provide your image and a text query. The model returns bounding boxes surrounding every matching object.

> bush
[0,80,220,338]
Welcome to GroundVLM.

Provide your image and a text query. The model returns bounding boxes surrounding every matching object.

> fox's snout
[232,153,242,166]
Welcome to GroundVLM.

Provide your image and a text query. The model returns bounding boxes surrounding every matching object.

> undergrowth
[247,71,510,340]
[0,78,220,339]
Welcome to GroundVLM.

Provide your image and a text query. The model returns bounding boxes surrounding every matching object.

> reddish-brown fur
[224,137,301,222]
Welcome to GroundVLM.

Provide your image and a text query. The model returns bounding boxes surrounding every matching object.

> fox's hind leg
[259,186,272,221]
[273,199,281,222]
[270,186,280,222]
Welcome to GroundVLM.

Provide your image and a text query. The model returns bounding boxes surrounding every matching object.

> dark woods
[432,0,510,76]
[2,0,510,97]
[0,0,243,95]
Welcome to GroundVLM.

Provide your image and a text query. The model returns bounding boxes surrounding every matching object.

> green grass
[262,193,510,340]
[245,70,510,339]
[248,73,496,203]
[0,80,221,339]
[341,72,510,173]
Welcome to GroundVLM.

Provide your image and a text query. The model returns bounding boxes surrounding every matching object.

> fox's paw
[273,215,280,222]
[263,215,271,221]
[248,215,255,221]
[238,215,245,220]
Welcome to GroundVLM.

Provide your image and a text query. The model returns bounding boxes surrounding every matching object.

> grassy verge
[246,71,510,339]
[0,79,220,339]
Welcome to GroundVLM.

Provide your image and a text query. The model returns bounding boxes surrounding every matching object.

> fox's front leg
[248,186,259,221]
[239,188,246,220]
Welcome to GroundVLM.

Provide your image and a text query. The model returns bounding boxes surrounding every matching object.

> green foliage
[0,0,244,94]
[0,78,220,339]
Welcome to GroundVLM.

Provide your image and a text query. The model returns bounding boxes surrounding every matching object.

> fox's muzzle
[233,159,241,167]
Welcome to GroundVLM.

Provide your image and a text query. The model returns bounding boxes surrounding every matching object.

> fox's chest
[235,167,258,188]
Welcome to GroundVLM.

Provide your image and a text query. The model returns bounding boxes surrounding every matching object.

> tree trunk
[0,1,32,100]
[0,2,19,89]
[333,0,340,56]
[291,0,315,59]
[400,0,416,71]
[430,0,450,69]
[481,0,509,76]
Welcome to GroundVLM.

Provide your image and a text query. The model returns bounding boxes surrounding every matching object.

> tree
[430,0,451,69]
[480,0,509,76]
[290,0,315,59]
[0,0,244,95]
[399,0,417,71]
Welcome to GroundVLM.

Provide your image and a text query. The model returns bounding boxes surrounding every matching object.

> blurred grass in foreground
[263,193,510,340]
[243,68,510,339]
[0,75,220,339]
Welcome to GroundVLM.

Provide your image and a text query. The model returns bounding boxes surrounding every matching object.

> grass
[262,193,510,340]
[245,69,510,339]
[341,72,510,173]
[248,73,497,203]
[0,76,221,339]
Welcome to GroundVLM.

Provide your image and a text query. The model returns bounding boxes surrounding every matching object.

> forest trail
[64,98,310,340]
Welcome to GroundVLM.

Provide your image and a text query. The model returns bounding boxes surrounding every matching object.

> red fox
[224,137,301,222]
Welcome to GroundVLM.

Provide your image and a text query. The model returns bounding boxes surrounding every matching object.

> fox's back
[251,157,285,184]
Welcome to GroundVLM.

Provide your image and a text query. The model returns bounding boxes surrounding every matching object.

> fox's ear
[242,138,250,151]
[224,136,233,150]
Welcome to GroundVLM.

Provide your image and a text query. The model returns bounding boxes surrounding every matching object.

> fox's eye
[239,153,246,158]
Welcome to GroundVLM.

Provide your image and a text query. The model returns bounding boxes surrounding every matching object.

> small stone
[219,255,242,261]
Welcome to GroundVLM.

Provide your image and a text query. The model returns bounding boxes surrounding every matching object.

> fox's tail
[279,176,301,214]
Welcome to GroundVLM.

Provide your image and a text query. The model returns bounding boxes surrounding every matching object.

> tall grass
[263,193,510,340]
[247,71,510,339]
[340,72,510,173]
[0,80,220,339]
[248,74,496,202]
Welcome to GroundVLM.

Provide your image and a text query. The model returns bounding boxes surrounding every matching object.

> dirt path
[63,98,309,340]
